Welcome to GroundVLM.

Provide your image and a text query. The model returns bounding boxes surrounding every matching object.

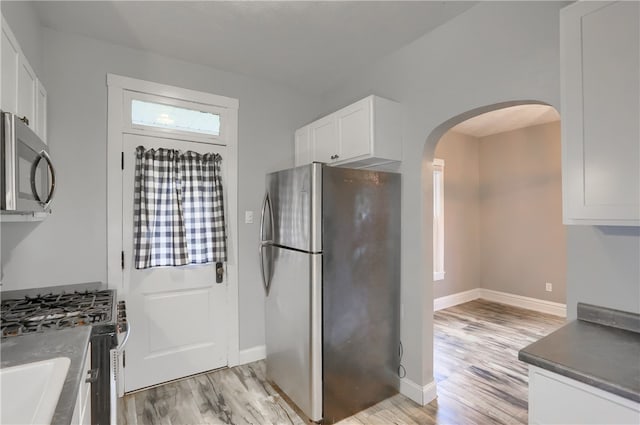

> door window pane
[131,99,220,136]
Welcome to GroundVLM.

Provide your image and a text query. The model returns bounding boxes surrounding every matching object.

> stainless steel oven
[92,299,128,425]
[1,110,55,213]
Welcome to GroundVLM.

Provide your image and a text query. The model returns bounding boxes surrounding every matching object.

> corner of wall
[400,377,437,406]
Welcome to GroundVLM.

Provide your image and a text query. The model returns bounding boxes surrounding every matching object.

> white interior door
[122,132,228,392]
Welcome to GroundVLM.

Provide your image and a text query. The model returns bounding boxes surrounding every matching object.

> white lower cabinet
[71,343,92,425]
[528,366,640,425]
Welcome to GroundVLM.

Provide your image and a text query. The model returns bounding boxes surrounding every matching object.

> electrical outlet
[545,282,553,292]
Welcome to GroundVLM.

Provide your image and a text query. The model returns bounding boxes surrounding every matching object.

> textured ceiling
[33,1,477,95]
[451,104,560,138]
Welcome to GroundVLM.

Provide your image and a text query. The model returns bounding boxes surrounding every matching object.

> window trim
[433,158,445,282]
[123,91,228,145]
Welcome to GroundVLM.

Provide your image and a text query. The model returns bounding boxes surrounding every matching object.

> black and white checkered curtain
[133,146,227,269]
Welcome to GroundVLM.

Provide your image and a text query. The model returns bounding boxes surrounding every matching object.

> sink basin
[1,357,71,425]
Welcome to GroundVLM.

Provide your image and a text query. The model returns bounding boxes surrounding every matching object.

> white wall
[0,22,318,351]
[479,121,566,303]
[316,1,569,389]
[566,226,640,319]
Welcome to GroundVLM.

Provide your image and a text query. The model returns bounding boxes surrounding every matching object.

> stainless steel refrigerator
[259,163,400,423]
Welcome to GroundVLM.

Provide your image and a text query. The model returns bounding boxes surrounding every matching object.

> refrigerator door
[265,246,322,421]
[266,163,322,253]
[322,167,401,423]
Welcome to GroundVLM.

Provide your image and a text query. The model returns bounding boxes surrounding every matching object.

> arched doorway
[422,101,567,423]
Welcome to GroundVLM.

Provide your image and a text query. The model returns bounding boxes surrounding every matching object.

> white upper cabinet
[0,18,47,142]
[296,95,402,169]
[561,1,639,225]
[36,80,47,142]
[309,114,339,164]
[17,55,37,129]
[1,19,19,115]
[294,126,311,167]
[336,98,371,161]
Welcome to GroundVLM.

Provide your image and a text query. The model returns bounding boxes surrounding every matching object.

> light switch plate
[245,211,254,224]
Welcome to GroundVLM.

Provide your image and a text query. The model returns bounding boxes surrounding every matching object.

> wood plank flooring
[120,299,564,424]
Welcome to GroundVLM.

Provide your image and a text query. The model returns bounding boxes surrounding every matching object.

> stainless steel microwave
[1,111,55,213]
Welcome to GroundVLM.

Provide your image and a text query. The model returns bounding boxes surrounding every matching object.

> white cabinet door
[337,97,371,160]
[295,126,311,167]
[310,115,339,164]
[17,56,37,129]
[1,18,46,140]
[36,80,47,142]
[71,344,92,425]
[561,1,640,225]
[1,21,19,114]
[528,366,640,425]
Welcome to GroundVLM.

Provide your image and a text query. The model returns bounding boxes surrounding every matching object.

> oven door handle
[85,368,99,384]
[40,150,56,210]
[117,321,131,352]
[30,150,56,210]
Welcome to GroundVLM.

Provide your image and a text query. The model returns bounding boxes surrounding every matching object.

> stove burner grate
[1,289,114,338]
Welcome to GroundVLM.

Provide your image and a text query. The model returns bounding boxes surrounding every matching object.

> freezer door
[266,163,322,252]
[265,246,322,422]
[322,167,401,423]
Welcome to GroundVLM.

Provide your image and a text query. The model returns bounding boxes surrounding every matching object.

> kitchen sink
[1,357,71,425]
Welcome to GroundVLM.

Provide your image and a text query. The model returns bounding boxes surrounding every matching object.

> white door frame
[106,73,240,367]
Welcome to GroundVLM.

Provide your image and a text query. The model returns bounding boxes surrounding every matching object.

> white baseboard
[480,289,566,317]
[434,288,566,317]
[434,288,481,311]
[400,377,437,406]
[238,345,266,365]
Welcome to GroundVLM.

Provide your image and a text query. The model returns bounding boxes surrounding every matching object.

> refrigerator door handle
[260,192,275,242]
[259,192,268,243]
[259,192,274,295]
[259,243,272,295]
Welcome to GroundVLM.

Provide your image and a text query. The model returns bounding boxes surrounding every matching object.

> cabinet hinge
[121,152,124,170]
[121,251,124,270]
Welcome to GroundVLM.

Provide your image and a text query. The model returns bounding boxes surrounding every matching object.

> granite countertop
[1,327,92,425]
[519,303,640,403]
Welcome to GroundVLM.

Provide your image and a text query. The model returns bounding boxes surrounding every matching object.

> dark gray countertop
[519,304,640,403]
[1,327,92,425]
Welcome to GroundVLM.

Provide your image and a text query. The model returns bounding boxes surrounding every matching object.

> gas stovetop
[1,289,115,338]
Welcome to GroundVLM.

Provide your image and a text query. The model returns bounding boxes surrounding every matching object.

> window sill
[433,271,445,281]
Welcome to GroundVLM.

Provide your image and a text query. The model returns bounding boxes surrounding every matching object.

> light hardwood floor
[120,300,564,424]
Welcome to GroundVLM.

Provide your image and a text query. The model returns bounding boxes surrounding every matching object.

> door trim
[106,73,240,367]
